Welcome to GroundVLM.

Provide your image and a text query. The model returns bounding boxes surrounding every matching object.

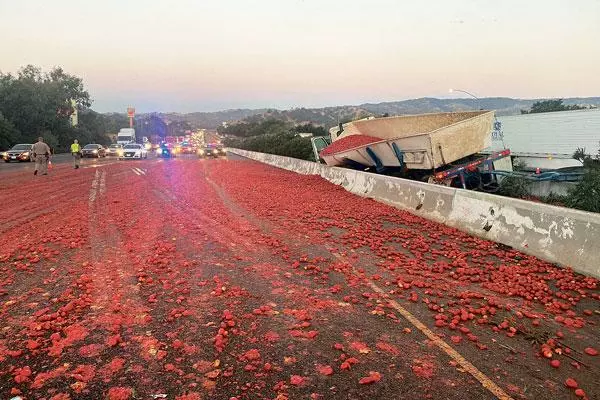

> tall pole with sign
[127,107,135,128]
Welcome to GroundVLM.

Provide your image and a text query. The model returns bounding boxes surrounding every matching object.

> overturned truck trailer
[315,111,512,190]
[322,111,494,169]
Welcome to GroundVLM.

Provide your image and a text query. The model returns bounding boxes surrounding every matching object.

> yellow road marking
[333,253,513,400]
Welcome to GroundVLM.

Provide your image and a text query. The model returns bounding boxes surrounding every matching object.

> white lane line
[131,167,146,176]
[331,252,514,400]
[99,171,106,195]
[82,161,119,169]
[89,170,99,203]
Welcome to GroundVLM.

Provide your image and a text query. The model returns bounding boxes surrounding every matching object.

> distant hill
[136,97,600,129]
[150,109,268,130]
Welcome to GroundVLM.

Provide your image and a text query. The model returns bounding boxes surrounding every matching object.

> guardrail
[229,148,600,278]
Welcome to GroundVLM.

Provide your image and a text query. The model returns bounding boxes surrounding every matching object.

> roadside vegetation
[0,65,124,152]
[498,145,600,213]
[220,119,326,161]
[520,99,590,114]
[564,146,600,213]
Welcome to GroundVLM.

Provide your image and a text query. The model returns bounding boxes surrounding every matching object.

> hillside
[140,97,600,129]
[154,109,268,129]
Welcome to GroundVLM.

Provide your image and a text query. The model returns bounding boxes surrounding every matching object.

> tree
[565,144,600,213]
[291,123,327,136]
[224,132,314,161]
[136,114,168,140]
[0,112,19,149]
[566,168,600,213]
[521,99,585,114]
[220,118,315,161]
[218,119,291,138]
[0,65,91,151]
[74,110,115,146]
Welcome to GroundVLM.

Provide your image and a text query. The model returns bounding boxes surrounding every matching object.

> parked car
[82,144,106,158]
[119,143,148,160]
[2,144,34,162]
[106,144,123,157]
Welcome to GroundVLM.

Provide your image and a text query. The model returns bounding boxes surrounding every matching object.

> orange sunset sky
[1,0,598,112]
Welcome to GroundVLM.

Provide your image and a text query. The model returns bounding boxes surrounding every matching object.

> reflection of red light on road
[0,159,596,400]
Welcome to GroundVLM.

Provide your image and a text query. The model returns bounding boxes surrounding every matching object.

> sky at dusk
[1,0,599,113]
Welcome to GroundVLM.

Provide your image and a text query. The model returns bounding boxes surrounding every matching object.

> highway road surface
[0,153,119,174]
[0,154,598,400]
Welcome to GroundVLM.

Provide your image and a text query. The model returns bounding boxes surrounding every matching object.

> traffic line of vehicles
[0,142,147,163]
[152,142,227,159]
[83,143,148,160]
[1,127,226,164]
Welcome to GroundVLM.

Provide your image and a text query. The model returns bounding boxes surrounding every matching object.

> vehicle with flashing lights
[2,144,34,162]
[198,143,226,159]
[119,143,148,160]
[156,143,176,159]
[179,142,196,154]
[117,128,136,145]
[82,144,107,158]
[311,111,518,191]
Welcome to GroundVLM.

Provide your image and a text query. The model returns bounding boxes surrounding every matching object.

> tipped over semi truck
[312,111,512,191]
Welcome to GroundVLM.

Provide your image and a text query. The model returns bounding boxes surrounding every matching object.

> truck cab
[310,136,331,163]
[117,128,136,145]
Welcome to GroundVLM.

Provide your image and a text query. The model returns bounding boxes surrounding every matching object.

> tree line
[220,119,328,161]
[521,99,588,114]
[0,65,126,152]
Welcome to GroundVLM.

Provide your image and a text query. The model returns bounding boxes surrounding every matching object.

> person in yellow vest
[71,139,81,169]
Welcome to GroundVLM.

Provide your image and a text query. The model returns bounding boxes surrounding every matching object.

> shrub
[541,192,568,207]
[225,133,314,161]
[497,175,530,199]
[565,168,600,213]
[565,144,600,213]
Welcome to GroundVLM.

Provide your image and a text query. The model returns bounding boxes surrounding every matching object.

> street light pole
[449,88,482,110]
[449,89,505,148]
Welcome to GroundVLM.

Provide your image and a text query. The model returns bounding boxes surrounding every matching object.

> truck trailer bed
[321,111,495,170]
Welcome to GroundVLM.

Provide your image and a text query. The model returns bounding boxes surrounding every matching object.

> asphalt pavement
[0,153,201,175]
[0,153,117,174]
[0,156,598,400]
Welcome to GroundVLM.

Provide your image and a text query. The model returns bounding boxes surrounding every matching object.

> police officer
[71,139,82,169]
[32,137,51,176]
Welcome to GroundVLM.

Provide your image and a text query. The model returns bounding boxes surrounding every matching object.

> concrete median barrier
[229,148,600,278]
